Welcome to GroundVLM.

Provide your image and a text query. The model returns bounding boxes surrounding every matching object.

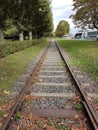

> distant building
[75,30,98,40]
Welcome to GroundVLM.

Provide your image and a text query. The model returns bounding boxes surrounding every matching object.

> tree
[0,0,10,41]
[10,0,53,39]
[30,0,53,38]
[0,0,27,41]
[70,0,98,30]
[0,0,53,41]
[55,20,70,37]
[10,0,32,41]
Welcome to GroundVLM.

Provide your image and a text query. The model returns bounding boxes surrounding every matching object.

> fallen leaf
[0,63,3,67]
[87,96,92,102]
[0,122,2,127]
[0,106,2,111]
[39,79,43,82]
[27,95,35,100]
[71,125,79,130]
[3,114,8,118]
[74,114,79,119]
[3,90,10,95]
[28,113,33,120]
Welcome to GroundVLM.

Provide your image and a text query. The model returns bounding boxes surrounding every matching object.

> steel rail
[56,41,98,130]
[0,42,51,130]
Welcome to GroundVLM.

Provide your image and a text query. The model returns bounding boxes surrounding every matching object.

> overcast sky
[52,0,77,34]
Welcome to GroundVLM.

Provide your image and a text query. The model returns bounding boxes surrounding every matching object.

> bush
[0,39,43,58]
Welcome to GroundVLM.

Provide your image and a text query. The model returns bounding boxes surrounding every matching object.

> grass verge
[57,39,98,83]
[0,40,47,103]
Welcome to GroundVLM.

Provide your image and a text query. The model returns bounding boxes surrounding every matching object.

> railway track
[1,40,98,130]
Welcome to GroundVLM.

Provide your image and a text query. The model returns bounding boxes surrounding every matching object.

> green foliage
[30,0,53,38]
[0,39,42,58]
[0,0,53,38]
[15,112,21,121]
[55,124,68,130]
[0,0,9,29]
[71,0,98,29]
[95,100,98,106]
[47,119,54,125]
[4,26,17,35]
[3,19,18,35]
[55,20,70,37]
[75,103,83,110]
[0,111,6,118]
[46,119,68,130]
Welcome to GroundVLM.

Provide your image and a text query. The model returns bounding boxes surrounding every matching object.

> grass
[15,112,21,121]
[75,103,83,110]
[0,40,47,103]
[57,39,98,83]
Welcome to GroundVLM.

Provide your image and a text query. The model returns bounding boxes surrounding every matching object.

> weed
[15,112,21,121]
[95,100,98,106]
[75,103,83,110]
[96,91,98,95]
[47,119,53,125]
[55,123,68,130]
[0,111,6,117]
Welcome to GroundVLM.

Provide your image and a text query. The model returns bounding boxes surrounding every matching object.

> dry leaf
[71,125,79,130]
[28,113,33,120]
[87,96,92,102]
[39,79,43,82]
[0,122,2,127]
[0,106,2,111]
[3,113,8,118]
[74,114,79,119]
[3,90,10,95]
[27,95,35,100]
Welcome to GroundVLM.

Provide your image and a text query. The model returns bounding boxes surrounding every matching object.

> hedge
[0,39,44,58]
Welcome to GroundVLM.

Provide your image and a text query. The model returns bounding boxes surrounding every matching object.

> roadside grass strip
[0,41,47,103]
[58,40,98,84]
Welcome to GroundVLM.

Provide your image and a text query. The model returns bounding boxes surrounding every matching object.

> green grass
[75,103,83,110]
[57,39,98,83]
[15,112,21,121]
[0,40,47,103]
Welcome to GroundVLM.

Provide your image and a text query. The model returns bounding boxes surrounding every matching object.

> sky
[51,0,77,34]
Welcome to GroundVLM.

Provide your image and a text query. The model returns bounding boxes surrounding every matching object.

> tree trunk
[29,31,32,40]
[0,29,4,42]
[93,22,98,30]
[35,32,38,39]
[19,31,24,41]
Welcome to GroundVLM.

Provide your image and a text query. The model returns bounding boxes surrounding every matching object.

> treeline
[0,0,53,41]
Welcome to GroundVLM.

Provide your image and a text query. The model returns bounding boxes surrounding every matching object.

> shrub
[0,39,44,58]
